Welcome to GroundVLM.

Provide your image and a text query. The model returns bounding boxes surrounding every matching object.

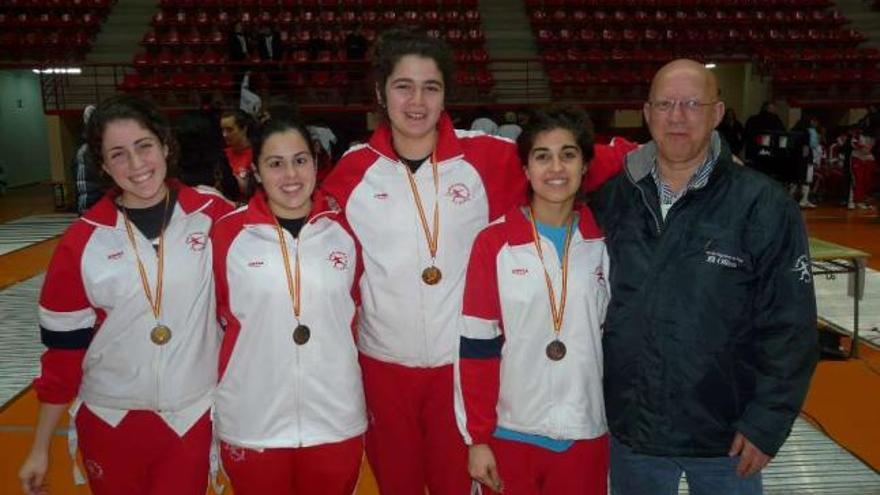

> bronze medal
[421,266,442,285]
[293,324,311,345]
[546,340,566,361]
[151,324,172,345]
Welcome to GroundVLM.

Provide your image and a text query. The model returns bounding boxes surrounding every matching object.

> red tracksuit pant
[74,405,211,495]
[481,434,609,495]
[359,353,470,495]
[220,435,363,495]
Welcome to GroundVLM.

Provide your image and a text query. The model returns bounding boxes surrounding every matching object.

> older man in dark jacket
[592,59,818,495]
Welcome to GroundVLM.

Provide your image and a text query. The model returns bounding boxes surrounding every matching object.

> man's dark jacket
[591,135,818,457]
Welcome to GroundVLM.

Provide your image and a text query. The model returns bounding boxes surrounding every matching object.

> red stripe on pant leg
[292,435,364,495]
[423,364,471,495]
[359,353,428,494]
[221,442,296,495]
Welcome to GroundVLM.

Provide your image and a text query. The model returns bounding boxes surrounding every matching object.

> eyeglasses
[647,99,719,113]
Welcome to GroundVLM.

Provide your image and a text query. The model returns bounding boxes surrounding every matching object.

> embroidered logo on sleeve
[328,251,349,270]
[791,254,812,283]
[447,183,471,205]
[705,250,744,269]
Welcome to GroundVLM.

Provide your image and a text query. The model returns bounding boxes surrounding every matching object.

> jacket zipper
[634,181,662,235]
[293,223,307,447]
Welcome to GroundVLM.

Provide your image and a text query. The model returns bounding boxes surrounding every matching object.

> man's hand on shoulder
[728,431,771,477]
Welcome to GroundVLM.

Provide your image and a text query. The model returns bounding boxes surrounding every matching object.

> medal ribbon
[121,191,170,323]
[403,151,440,265]
[274,221,302,322]
[527,206,573,339]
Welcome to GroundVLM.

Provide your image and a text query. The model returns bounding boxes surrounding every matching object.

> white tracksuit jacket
[455,205,609,445]
[35,182,233,434]
[211,191,366,448]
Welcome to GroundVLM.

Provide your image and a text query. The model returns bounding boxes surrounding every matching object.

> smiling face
[526,128,585,211]
[100,119,169,208]
[379,54,445,154]
[644,61,725,171]
[255,129,316,219]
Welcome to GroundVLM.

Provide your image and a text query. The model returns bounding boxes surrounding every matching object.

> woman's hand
[19,449,50,495]
[468,443,503,493]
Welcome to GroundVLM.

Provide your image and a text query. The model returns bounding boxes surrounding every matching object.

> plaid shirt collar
[650,141,719,206]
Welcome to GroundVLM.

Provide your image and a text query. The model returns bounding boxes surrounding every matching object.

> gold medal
[421,266,442,285]
[546,339,566,361]
[151,324,172,345]
[293,324,310,345]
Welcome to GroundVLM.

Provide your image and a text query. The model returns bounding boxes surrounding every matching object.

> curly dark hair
[516,105,595,167]
[372,25,454,107]
[85,95,178,179]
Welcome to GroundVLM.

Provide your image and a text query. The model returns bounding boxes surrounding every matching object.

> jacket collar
[625,131,723,184]
[505,203,604,246]
[243,188,337,226]
[367,112,464,164]
[81,180,208,229]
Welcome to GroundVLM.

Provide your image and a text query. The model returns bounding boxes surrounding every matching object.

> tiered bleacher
[122,0,493,102]
[0,0,114,62]
[528,0,879,104]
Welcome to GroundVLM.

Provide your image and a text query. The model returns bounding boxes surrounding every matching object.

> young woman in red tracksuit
[322,27,633,494]
[211,117,366,495]
[19,95,233,495]
[456,107,610,495]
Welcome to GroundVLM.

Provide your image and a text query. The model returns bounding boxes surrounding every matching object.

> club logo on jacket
[446,183,471,204]
[328,251,349,270]
[705,250,744,269]
[186,232,207,251]
[247,259,265,268]
[791,254,812,283]
[594,266,606,288]
[107,250,123,261]
[85,459,104,480]
[224,444,246,462]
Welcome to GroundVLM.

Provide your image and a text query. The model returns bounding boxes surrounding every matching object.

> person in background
[497,111,523,141]
[593,59,817,495]
[73,105,104,214]
[227,21,252,88]
[457,107,610,495]
[211,117,366,495]
[221,109,256,197]
[470,108,499,135]
[175,111,239,202]
[344,24,369,61]
[716,108,744,157]
[18,95,233,495]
